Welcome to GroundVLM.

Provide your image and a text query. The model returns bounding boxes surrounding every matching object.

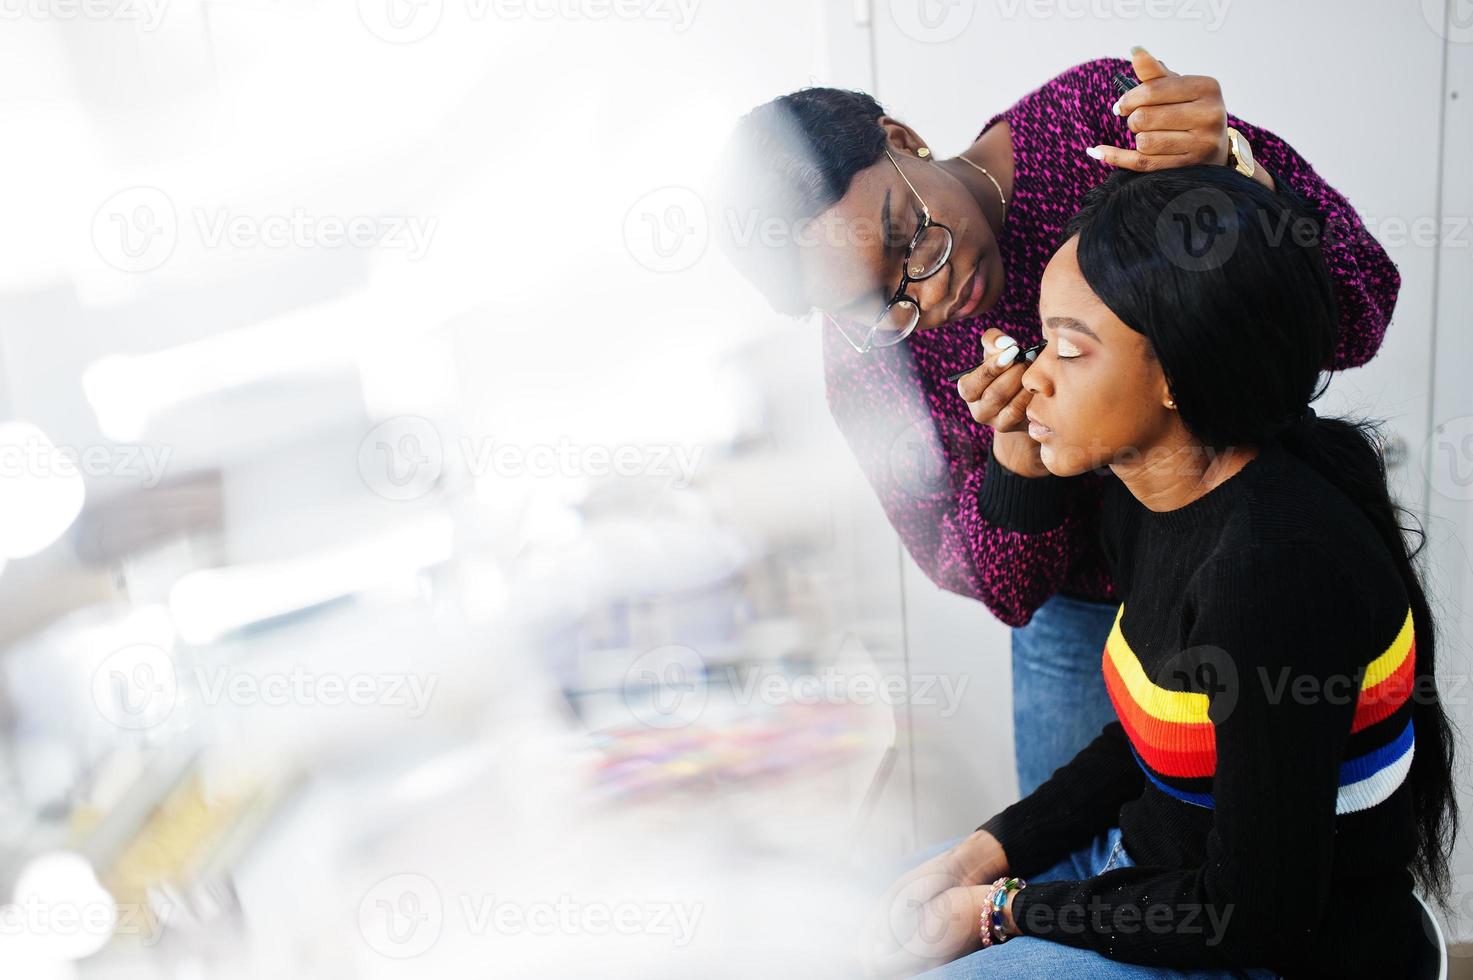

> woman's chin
[1039,443,1085,478]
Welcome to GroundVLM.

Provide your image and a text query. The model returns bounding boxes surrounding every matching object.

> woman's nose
[1022,359,1047,396]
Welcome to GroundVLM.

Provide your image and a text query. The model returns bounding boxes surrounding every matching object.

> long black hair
[1064,166,1458,904]
[714,88,888,315]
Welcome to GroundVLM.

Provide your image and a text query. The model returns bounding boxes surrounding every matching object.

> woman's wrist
[955,829,1010,884]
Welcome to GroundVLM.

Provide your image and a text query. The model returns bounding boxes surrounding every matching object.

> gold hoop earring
[1166,400,1176,409]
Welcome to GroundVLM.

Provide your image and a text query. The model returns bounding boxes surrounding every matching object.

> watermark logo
[356,417,704,502]
[357,0,444,42]
[0,0,170,30]
[622,644,708,729]
[1423,0,1473,44]
[358,416,446,502]
[359,873,444,958]
[93,187,178,274]
[621,642,973,729]
[91,187,437,273]
[888,419,952,500]
[358,875,702,956]
[624,186,708,273]
[358,0,699,41]
[1424,415,1473,502]
[1155,186,1239,272]
[994,0,1230,30]
[889,0,974,43]
[92,643,178,731]
[92,651,440,730]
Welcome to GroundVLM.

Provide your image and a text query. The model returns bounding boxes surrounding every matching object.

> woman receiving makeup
[718,49,1400,797]
[865,166,1454,980]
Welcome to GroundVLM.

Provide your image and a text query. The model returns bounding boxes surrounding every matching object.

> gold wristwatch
[1225,126,1255,178]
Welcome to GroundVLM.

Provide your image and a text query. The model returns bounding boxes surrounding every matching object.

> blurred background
[0,0,1470,976]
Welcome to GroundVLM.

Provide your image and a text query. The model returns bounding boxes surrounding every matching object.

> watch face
[1230,129,1255,174]
[1236,134,1254,169]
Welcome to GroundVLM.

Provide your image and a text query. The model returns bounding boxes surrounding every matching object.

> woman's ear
[878,115,928,157]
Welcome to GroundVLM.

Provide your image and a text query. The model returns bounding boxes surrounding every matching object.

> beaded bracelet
[979,876,1025,946]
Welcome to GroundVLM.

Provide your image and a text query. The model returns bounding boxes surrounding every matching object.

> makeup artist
[716,48,1400,796]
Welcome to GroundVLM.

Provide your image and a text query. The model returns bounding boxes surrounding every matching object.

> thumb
[1130,45,1175,80]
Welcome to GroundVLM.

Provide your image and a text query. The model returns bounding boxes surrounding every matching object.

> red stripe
[1103,651,1216,778]
[1352,637,1416,734]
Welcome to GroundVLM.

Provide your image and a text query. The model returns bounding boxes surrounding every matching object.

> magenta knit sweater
[821,58,1401,628]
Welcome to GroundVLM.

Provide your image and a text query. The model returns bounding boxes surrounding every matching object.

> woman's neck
[939,120,1014,237]
[1110,439,1261,514]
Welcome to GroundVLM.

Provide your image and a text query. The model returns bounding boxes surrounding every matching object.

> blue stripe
[1128,718,1416,812]
[1340,717,1415,785]
[1130,744,1215,808]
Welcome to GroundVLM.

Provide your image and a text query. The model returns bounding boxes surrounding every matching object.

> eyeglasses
[825,148,955,354]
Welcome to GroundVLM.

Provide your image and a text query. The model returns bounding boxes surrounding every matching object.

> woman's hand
[863,831,1008,978]
[866,884,992,979]
[957,328,1033,433]
[1090,47,1272,190]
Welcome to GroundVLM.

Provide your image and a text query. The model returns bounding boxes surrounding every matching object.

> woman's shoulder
[1195,447,1411,650]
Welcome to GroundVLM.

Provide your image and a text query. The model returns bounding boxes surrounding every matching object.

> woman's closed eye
[1055,337,1084,359]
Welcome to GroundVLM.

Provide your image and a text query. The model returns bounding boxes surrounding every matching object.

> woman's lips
[1026,413,1052,440]
[950,262,987,320]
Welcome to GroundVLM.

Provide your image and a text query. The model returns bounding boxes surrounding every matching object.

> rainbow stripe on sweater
[1102,603,1416,815]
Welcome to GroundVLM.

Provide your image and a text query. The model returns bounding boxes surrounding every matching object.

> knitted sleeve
[1007,542,1375,970]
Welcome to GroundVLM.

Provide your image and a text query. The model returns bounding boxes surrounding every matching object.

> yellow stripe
[1360,607,1415,691]
[1104,604,1211,725]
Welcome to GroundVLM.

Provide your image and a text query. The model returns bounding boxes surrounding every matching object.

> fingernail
[1086,146,1104,160]
[996,335,1017,350]
[1111,98,1122,116]
[996,347,1019,367]
[1130,44,1145,55]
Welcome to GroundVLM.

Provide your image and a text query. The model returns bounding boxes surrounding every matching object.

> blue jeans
[911,828,1280,979]
[1011,593,1120,795]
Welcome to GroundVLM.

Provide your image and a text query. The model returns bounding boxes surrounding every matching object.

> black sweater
[976,436,1424,978]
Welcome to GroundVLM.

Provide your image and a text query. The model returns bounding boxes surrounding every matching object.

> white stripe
[1335,740,1415,815]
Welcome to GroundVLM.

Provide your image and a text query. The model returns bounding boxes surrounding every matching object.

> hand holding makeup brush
[955,328,1035,433]
[956,329,1051,478]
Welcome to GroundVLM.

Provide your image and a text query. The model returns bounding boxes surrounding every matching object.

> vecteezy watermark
[888,419,954,501]
[1422,0,1473,44]
[0,897,167,950]
[1155,186,1241,272]
[356,0,700,43]
[624,186,709,274]
[1018,896,1235,944]
[620,643,972,729]
[357,416,704,502]
[0,0,169,29]
[92,186,438,273]
[1425,415,1473,503]
[93,643,179,731]
[92,645,439,730]
[1354,213,1473,250]
[994,0,1230,30]
[888,0,975,43]
[357,874,703,958]
[0,436,172,489]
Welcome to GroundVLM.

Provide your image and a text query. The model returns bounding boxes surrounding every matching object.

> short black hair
[713,87,888,316]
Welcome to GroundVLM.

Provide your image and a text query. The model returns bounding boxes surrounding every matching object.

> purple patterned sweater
[821,58,1401,628]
